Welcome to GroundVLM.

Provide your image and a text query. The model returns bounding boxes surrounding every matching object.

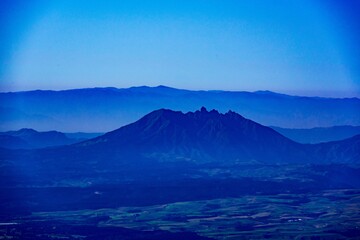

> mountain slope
[271,125,360,144]
[311,134,360,164]
[0,128,79,149]
[0,135,31,149]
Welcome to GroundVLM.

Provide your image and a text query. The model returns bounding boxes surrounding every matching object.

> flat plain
[1,189,359,239]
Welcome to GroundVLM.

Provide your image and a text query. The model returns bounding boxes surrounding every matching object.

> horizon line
[0,85,359,99]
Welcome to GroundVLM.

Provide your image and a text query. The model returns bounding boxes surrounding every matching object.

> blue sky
[0,0,359,97]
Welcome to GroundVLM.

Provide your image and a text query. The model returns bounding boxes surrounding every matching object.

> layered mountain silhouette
[271,125,360,144]
[1,86,359,132]
[311,134,360,163]
[0,134,31,149]
[51,107,356,166]
[3,108,359,165]
[0,108,359,190]
[0,128,79,149]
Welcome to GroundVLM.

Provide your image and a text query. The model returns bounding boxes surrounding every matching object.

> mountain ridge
[271,125,360,144]
[73,108,357,164]
[2,85,359,100]
[1,85,359,132]
[0,128,81,149]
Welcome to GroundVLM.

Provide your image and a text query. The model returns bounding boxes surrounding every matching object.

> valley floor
[1,189,360,239]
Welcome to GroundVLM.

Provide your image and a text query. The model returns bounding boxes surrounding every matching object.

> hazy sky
[1,0,359,97]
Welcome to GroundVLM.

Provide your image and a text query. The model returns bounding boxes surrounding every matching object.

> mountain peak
[193,107,220,116]
[155,85,174,89]
[147,107,245,123]
[18,128,38,134]
[200,106,207,112]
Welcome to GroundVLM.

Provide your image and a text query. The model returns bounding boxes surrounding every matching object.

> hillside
[271,125,360,143]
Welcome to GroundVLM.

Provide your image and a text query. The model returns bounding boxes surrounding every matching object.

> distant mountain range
[271,125,360,144]
[1,86,359,132]
[0,128,100,149]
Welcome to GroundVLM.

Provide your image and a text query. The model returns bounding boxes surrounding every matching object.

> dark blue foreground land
[0,108,359,239]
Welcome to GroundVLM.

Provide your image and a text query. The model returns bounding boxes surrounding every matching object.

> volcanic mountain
[4,108,359,168]
[75,107,309,164]
[1,107,359,189]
